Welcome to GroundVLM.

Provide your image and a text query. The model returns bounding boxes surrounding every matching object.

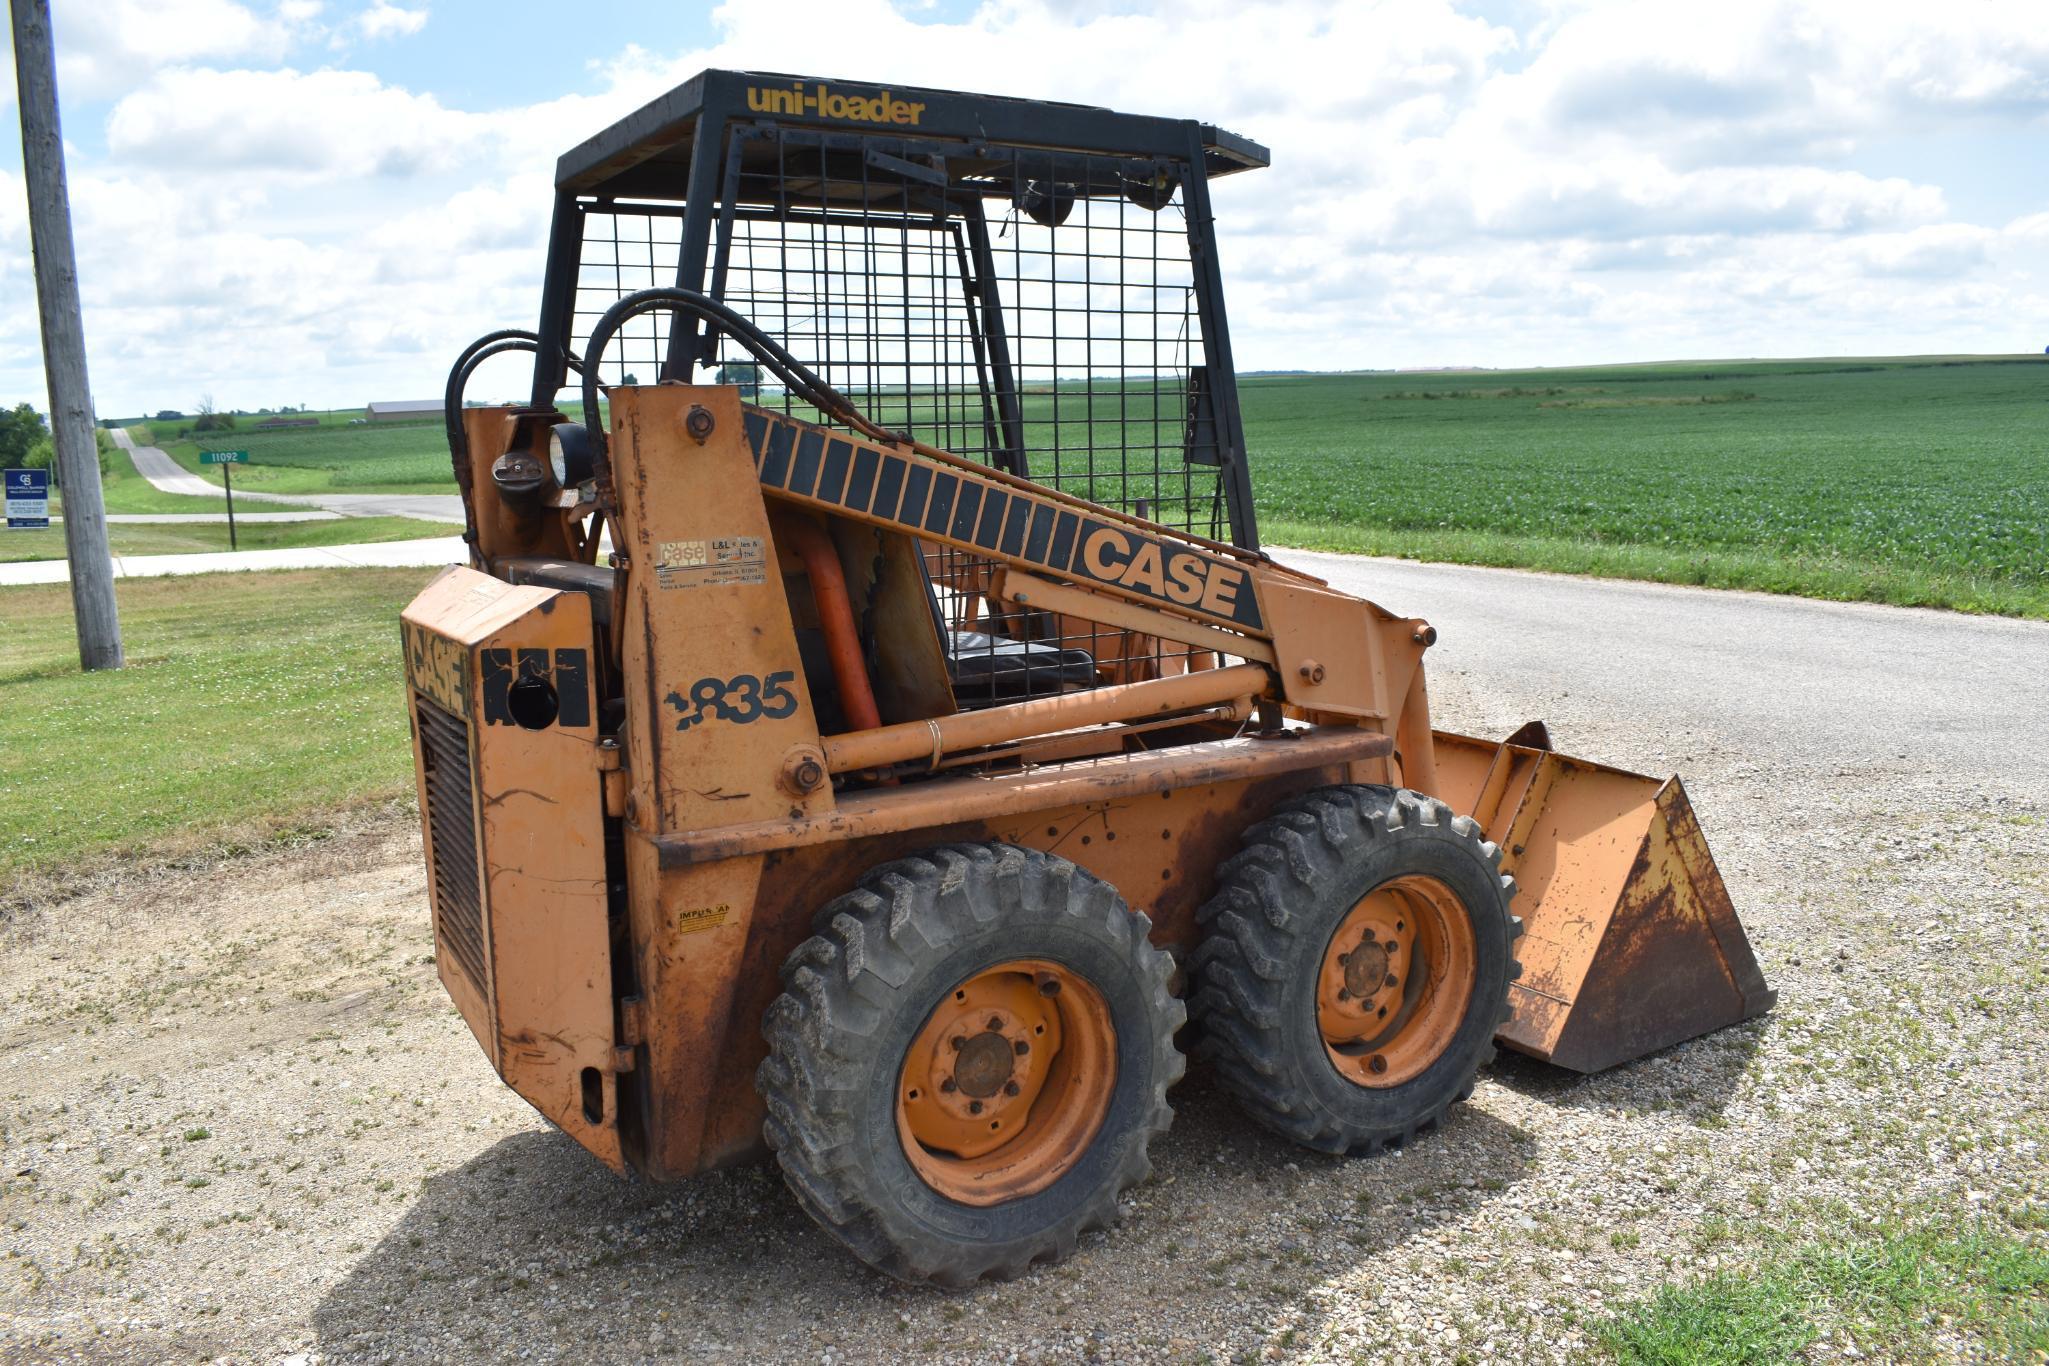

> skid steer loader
[401,70,1774,1283]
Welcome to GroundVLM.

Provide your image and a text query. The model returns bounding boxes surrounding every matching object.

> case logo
[746,82,926,126]
[1078,524,1252,623]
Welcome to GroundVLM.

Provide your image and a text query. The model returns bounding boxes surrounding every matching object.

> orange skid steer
[401,70,1773,1283]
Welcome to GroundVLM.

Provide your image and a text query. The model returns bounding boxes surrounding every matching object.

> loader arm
[731,404,1439,743]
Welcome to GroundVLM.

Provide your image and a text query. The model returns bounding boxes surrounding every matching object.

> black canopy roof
[555,68,1269,201]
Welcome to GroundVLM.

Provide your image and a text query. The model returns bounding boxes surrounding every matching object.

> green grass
[812,355,2049,615]
[0,569,429,885]
[126,405,371,442]
[1601,1217,2049,1363]
[0,515,449,563]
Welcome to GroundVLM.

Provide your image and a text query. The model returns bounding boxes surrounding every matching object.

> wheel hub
[896,958,1117,1205]
[952,1030,1016,1099]
[1342,941,1391,999]
[1316,876,1477,1088]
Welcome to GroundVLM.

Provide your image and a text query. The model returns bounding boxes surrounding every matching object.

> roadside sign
[5,468,49,529]
[197,451,252,549]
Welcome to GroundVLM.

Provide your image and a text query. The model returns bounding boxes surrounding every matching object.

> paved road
[110,429,465,523]
[83,430,2049,779]
[0,535,466,586]
[1289,549,2047,792]
[50,512,341,524]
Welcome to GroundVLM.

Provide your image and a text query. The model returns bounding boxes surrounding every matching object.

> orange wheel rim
[1317,875,1476,1088]
[895,959,1116,1207]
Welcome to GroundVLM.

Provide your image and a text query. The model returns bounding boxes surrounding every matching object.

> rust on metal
[400,565,623,1171]
[820,662,1270,775]
[1432,728,1775,1072]
[660,727,1390,867]
[783,512,883,734]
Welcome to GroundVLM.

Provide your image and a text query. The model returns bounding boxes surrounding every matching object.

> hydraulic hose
[783,514,883,735]
[577,287,907,514]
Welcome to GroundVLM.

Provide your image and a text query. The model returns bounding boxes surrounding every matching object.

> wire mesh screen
[573,206,684,393]
[709,208,993,460]
[700,131,1226,532]
[568,127,1243,710]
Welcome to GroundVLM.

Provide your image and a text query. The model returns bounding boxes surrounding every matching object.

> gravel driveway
[4,557,2044,1362]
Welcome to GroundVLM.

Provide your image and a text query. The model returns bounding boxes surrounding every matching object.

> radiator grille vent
[416,698,487,993]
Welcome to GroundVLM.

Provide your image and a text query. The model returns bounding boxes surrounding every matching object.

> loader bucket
[1430,725,1776,1072]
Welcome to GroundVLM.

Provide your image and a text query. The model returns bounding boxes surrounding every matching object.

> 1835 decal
[665,670,798,731]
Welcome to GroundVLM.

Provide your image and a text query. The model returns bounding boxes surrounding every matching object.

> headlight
[547,422,593,488]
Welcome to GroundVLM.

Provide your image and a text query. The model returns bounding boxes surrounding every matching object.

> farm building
[365,399,441,422]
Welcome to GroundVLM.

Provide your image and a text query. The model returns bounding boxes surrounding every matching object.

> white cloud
[352,1,427,41]
[5,0,2048,415]
[45,0,297,100]
[105,67,472,178]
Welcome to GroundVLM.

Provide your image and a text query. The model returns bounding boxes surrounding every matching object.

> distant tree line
[2,402,108,484]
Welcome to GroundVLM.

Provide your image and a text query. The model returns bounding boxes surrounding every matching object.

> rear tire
[1189,785,1519,1155]
[756,843,1183,1285]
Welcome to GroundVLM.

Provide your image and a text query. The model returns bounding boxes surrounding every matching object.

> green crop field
[125,356,2048,615]
[154,402,610,497]
[163,420,453,495]
[1243,356,2048,617]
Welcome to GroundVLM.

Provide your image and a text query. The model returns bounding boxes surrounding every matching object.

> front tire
[756,843,1183,1285]
[1189,785,1519,1155]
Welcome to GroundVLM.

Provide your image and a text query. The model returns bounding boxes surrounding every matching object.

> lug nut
[1014,1040,1030,1056]
[1004,1081,1021,1097]
[940,1078,956,1093]
[1336,989,1351,1003]
[968,1100,983,1115]
[951,1036,965,1051]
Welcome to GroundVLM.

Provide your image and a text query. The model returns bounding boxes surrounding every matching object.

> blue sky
[3,0,2046,416]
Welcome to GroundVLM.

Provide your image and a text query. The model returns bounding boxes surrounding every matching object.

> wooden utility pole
[11,0,121,669]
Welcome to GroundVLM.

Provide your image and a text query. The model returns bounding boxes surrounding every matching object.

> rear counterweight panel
[403,566,625,1171]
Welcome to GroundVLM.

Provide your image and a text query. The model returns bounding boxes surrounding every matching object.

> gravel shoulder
[3,561,2045,1363]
